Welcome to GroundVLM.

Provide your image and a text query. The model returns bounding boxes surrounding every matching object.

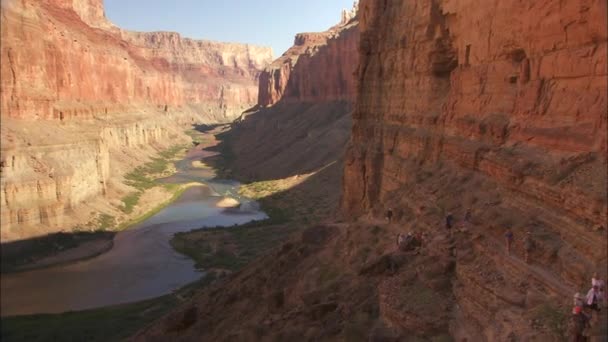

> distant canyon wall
[257,19,358,107]
[229,11,359,183]
[0,0,272,241]
[1,0,272,121]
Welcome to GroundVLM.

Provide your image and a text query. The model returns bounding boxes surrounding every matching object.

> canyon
[1,0,606,340]
[227,10,358,185]
[134,0,607,341]
[0,0,272,241]
[343,0,607,338]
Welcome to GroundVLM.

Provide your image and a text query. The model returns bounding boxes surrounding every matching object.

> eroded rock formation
[134,0,607,340]
[228,10,359,183]
[343,0,607,339]
[257,14,358,107]
[1,0,272,121]
[0,0,272,241]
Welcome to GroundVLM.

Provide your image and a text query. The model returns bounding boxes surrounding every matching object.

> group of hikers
[386,207,606,340]
[387,208,425,252]
[570,272,606,341]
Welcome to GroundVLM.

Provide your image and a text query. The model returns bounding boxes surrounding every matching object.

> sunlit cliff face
[0,0,272,241]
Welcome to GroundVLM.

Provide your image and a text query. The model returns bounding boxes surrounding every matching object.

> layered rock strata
[257,15,358,107]
[343,0,607,339]
[134,1,607,340]
[1,0,272,122]
[229,8,359,183]
[0,0,272,241]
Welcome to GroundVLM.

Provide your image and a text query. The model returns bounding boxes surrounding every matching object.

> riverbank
[169,127,342,275]
[1,274,217,342]
[0,137,203,274]
[0,232,115,273]
[0,123,333,340]
[0,127,261,340]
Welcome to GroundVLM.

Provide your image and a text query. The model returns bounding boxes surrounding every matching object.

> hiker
[398,232,419,252]
[585,285,602,312]
[446,213,454,235]
[386,208,393,223]
[523,231,534,263]
[568,306,590,342]
[396,233,405,250]
[462,208,472,229]
[504,228,514,255]
[591,272,606,305]
[573,292,585,308]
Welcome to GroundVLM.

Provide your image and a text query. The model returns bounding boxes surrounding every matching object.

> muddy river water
[1,138,267,316]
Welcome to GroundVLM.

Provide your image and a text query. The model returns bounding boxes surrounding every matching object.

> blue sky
[105,0,354,58]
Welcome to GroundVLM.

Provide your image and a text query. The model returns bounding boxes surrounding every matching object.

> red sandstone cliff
[228,12,359,182]
[0,0,272,241]
[134,1,607,341]
[342,0,607,339]
[257,19,358,107]
[1,0,272,121]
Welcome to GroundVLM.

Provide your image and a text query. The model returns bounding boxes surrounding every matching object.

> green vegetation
[0,276,216,342]
[124,144,186,191]
[117,184,194,231]
[119,144,187,211]
[120,192,142,214]
[243,180,279,197]
[73,214,117,232]
[171,223,300,272]
[96,214,116,230]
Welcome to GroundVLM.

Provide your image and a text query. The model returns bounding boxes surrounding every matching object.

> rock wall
[344,0,607,338]
[133,1,607,340]
[257,17,358,106]
[0,0,272,241]
[0,111,198,241]
[228,11,359,182]
[1,0,273,121]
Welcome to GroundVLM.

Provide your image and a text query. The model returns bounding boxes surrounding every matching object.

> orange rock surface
[257,18,358,107]
[342,0,607,338]
[1,0,272,121]
[0,0,272,241]
[133,1,607,340]
[231,14,359,183]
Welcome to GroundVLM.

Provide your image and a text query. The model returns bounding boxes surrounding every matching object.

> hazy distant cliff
[1,0,272,121]
[258,19,358,107]
[228,12,359,182]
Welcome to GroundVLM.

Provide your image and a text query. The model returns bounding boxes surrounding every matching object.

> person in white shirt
[586,285,602,312]
[592,272,606,307]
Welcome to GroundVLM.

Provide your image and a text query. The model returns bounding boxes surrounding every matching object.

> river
[0,132,267,316]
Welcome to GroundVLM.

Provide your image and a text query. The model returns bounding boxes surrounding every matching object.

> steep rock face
[229,11,359,182]
[344,0,607,339]
[1,0,273,121]
[344,0,606,221]
[0,0,272,241]
[257,19,358,107]
[133,1,606,340]
[0,112,197,241]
